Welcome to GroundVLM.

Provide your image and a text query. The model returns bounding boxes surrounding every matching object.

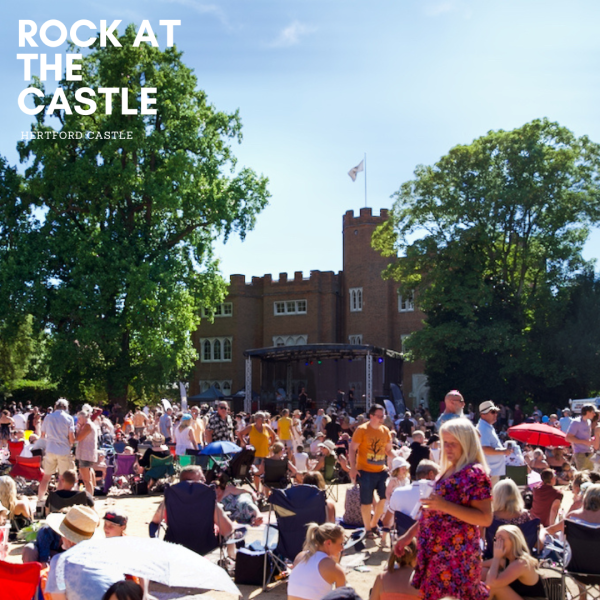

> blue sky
[1,0,599,280]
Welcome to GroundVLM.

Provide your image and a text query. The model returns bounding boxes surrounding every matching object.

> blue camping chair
[262,484,327,589]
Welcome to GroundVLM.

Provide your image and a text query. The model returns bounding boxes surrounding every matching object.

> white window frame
[349,288,363,312]
[273,300,307,316]
[202,302,233,318]
[398,291,415,312]
[272,335,308,347]
[199,337,233,362]
[401,334,411,354]
[348,334,363,345]
[199,379,232,393]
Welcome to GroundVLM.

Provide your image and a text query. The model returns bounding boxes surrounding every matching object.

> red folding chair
[10,455,44,481]
[8,441,25,465]
[0,560,42,600]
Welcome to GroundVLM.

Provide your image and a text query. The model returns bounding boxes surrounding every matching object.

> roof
[243,343,402,362]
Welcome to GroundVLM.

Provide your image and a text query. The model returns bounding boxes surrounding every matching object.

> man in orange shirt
[348,403,394,538]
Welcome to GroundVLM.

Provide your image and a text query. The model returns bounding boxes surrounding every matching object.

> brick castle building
[191,208,430,409]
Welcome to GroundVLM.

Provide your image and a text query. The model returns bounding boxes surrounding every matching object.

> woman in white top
[288,522,346,600]
[174,414,196,457]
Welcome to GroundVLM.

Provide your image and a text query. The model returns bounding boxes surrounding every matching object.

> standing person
[190,406,205,447]
[512,404,525,426]
[159,408,174,444]
[287,522,346,600]
[396,418,493,600]
[476,401,511,487]
[558,408,573,433]
[205,402,235,443]
[406,430,431,480]
[132,408,148,438]
[278,409,294,451]
[566,404,596,471]
[298,387,308,414]
[0,410,14,449]
[347,386,355,416]
[435,390,465,430]
[237,412,276,489]
[348,404,395,539]
[174,414,196,458]
[75,409,99,496]
[38,398,76,502]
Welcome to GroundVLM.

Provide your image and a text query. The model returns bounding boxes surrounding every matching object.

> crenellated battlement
[343,207,389,228]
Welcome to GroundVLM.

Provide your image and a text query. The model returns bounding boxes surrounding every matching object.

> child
[381,457,410,545]
[369,539,421,600]
[293,444,309,474]
[557,461,574,485]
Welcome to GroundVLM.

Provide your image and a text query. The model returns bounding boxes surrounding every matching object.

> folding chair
[0,560,42,600]
[323,455,340,501]
[10,455,44,481]
[394,511,416,537]
[263,458,290,490]
[113,453,138,484]
[142,454,175,484]
[227,446,256,489]
[158,480,246,565]
[262,484,327,590]
[45,490,90,514]
[505,465,528,487]
[7,441,25,465]
[562,519,600,599]
[483,517,540,560]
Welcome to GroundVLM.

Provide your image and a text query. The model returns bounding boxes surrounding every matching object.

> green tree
[5,26,269,404]
[373,119,600,405]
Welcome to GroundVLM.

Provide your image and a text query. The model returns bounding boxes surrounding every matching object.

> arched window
[223,338,232,360]
[296,336,307,345]
[203,340,211,361]
[213,381,221,390]
[286,336,295,346]
[222,381,231,394]
[213,339,221,360]
[274,337,285,347]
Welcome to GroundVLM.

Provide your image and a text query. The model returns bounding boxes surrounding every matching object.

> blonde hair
[583,483,600,512]
[301,522,344,561]
[0,476,18,517]
[439,418,489,477]
[497,525,538,569]
[271,442,285,456]
[492,479,524,514]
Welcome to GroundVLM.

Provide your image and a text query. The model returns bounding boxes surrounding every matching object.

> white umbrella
[55,537,240,595]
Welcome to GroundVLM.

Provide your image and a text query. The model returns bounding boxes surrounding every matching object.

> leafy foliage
[2,26,269,403]
[373,119,600,406]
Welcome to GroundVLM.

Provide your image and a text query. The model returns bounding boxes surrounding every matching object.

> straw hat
[46,505,99,544]
[151,433,165,446]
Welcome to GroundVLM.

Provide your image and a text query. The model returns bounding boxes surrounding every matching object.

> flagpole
[364,152,367,207]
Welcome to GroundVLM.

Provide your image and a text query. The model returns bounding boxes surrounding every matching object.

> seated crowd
[0,395,598,600]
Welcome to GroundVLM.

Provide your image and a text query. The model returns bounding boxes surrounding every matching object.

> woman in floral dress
[395,418,493,600]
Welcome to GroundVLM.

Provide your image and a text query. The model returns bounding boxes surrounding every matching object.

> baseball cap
[104,510,128,526]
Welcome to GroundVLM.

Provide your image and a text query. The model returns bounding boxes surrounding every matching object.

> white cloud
[269,21,316,48]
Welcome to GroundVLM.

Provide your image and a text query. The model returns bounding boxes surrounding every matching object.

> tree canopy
[1,25,269,404]
[373,118,600,406]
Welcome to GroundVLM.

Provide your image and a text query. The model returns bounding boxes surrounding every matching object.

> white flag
[348,160,364,182]
[179,382,188,412]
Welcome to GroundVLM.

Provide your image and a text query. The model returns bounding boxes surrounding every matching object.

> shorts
[253,457,266,466]
[134,427,145,437]
[43,452,76,475]
[78,460,95,468]
[357,469,387,505]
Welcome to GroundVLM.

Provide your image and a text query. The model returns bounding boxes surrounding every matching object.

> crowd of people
[0,391,599,600]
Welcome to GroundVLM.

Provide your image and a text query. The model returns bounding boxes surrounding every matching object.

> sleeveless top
[249,424,270,458]
[76,421,98,462]
[287,551,332,600]
[509,573,546,598]
[174,425,196,456]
